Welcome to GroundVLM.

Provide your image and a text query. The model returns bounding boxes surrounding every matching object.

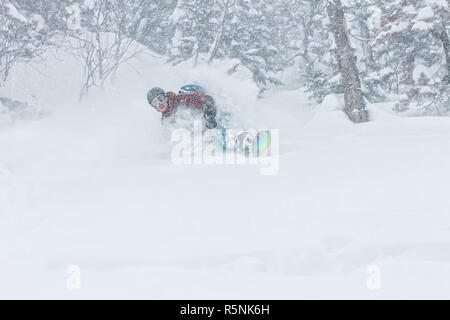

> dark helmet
[147,87,165,105]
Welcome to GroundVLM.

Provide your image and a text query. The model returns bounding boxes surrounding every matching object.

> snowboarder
[147,85,217,129]
[147,85,272,157]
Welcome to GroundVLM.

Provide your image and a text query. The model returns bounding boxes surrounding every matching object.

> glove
[204,114,217,129]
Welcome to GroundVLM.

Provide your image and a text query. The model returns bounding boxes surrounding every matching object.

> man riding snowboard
[147,84,271,156]
[147,85,217,129]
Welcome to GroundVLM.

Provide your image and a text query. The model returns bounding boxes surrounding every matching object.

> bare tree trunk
[359,20,376,72]
[193,41,199,67]
[95,3,104,85]
[207,0,228,64]
[79,42,96,100]
[400,50,415,85]
[302,5,314,74]
[437,23,450,83]
[326,0,368,123]
[111,1,126,83]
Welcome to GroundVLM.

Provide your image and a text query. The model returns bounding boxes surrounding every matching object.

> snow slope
[0,48,450,299]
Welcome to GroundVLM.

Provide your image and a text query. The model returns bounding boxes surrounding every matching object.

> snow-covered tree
[290,0,342,102]
[12,0,75,32]
[167,0,289,90]
[344,0,390,102]
[372,0,450,114]
[0,1,49,82]
[168,0,220,66]
[222,0,288,89]
[135,0,176,55]
[2,0,448,119]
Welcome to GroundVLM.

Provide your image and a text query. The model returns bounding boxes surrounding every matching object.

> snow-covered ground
[1,49,450,299]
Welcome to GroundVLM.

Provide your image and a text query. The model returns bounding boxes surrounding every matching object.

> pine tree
[291,0,342,102]
[372,0,450,114]
[167,0,289,90]
[135,0,176,55]
[12,0,75,32]
[222,0,287,89]
[168,0,218,65]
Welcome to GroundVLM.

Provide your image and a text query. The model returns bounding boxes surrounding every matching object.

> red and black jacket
[161,91,217,129]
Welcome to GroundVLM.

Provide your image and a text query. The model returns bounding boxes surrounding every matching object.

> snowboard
[233,129,272,157]
[203,128,272,157]
[253,130,272,157]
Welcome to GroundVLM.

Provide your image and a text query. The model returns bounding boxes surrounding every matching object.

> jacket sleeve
[202,95,217,129]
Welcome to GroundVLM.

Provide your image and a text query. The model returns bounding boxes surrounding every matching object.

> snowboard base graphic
[233,130,272,157]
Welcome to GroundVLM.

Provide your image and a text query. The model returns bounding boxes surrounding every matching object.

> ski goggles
[150,94,167,108]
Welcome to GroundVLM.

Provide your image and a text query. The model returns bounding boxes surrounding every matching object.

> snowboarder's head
[147,87,168,113]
